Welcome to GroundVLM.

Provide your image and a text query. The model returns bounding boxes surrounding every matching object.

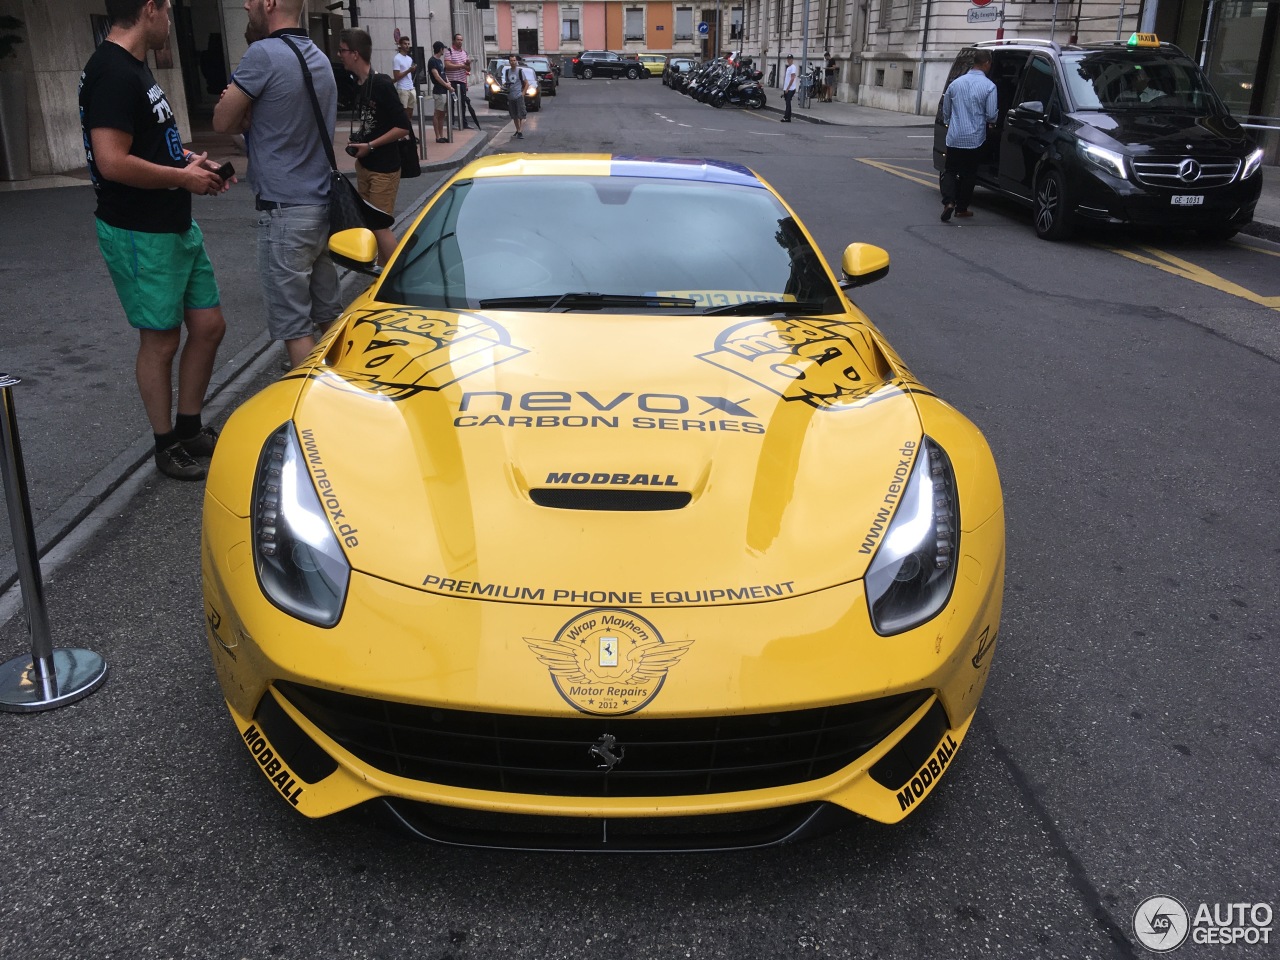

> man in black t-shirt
[79,0,233,482]
[427,41,452,144]
[339,29,411,266]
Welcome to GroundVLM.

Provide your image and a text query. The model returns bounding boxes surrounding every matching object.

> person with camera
[339,28,411,266]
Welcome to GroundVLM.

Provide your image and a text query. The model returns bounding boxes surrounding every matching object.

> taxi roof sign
[1127,32,1160,47]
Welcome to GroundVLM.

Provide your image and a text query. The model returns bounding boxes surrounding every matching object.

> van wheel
[1033,169,1073,241]
[1197,224,1238,242]
[583,67,594,79]
[626,67,640,79]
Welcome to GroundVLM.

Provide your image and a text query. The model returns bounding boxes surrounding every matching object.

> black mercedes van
[933,36,1264,240]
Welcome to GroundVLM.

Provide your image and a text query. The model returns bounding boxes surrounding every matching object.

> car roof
[459,154,767,189]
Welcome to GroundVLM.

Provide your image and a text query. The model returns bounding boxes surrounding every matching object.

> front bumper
[1067,163,1262,228]
[202,493,1004,840]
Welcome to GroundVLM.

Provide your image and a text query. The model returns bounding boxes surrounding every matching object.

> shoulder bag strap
[280,35,339,172]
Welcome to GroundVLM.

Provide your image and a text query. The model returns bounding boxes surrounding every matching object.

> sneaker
[515,131,524,139]
[180,425,218,459]
[940,203,955,222]
[155,442,206,481]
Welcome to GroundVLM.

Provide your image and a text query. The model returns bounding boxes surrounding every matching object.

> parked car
[483,56,541,112]
[523,55,558,96]
[202,153,1006,849]
[663,57,695,88]
[571,50,643,79]
[933,35,1264,241]
[636,53,666,77]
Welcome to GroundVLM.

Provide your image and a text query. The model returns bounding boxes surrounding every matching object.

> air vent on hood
[530,488,692,511]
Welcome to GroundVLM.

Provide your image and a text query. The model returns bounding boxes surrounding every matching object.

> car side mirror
[840,243,890,290]
[329,228,381,277]
[1014,100,1046,117]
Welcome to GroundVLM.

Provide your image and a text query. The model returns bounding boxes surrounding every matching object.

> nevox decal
[453,390,765,434]
[524,609,693,715]
[699,318,930,409]
[313,309,528,400]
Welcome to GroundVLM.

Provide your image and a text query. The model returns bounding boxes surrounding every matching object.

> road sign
[966,8,999,21]
[697,22,709,35]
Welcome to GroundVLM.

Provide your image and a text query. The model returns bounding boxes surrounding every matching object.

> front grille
[277,682,929,797]
[1132,157,1241,189]
[380,799,856,851]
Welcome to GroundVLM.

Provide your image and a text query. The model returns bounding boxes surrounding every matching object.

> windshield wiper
[478,292,698,311]
[701,298,828,316]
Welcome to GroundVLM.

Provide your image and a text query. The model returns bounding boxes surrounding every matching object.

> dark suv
[933,36,1264,241]
[571,51,643,80]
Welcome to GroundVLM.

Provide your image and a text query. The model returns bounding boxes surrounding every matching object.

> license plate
[1171,195,1204,206]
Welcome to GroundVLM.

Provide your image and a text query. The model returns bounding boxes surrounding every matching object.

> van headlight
[1078,141,1128,180]
[252,423,350,627]
[864,438,959,635]
[1242,147,1264,180]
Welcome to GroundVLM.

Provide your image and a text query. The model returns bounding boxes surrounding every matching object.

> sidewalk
[0,115,500,598]
[764,93,1280,239]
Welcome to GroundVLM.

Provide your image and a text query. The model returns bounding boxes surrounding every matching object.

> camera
[345,144,361,157]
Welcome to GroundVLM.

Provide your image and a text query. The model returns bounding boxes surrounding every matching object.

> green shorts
[96,219,221,331]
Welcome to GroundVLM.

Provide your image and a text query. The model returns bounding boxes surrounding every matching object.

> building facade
[0,0,1273,178]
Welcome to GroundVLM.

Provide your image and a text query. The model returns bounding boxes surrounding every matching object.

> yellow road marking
[857,158,937,189]
[1101,244,1280,309]
[856,158,1280,310]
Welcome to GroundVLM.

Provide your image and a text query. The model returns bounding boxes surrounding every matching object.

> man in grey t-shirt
[213,0,341,367]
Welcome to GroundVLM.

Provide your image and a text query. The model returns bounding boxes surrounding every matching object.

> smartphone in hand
[215,161,235,181]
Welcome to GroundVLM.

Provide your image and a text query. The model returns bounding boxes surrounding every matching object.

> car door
[999,55,1061,199]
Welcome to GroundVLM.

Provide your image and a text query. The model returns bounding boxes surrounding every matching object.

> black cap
[786,54,793,59]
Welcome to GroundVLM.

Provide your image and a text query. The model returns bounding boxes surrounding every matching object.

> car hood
[289,305,930,605]
[1074,109,1252,154]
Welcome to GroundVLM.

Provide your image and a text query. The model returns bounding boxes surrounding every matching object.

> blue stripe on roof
[609,157,763,187]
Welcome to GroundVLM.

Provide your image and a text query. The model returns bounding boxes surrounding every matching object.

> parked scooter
[708,64,766,109]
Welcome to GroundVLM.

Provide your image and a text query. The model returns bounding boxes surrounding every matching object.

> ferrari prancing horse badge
[524,608,693,716]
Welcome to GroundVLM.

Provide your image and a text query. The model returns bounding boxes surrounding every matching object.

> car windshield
[378,174,840,313]
[1061,52,1224,112]
[526,58,551,70]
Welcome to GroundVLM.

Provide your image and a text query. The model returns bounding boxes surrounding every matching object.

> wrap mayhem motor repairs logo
[1133,896,1273,952]
[524,609,693,716]
[313,308,528,400]
[698,317,928,410]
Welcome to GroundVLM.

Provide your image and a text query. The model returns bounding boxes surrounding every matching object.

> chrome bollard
[0,374,107,712]
[416,92,427,159]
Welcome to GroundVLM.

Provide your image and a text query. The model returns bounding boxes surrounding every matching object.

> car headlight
[252,423,350,627]
[864,437,959,635]
[1077,141,1128,180]
[1241,147,1264,180]
[526,84,538,96]
[488,79,500,92]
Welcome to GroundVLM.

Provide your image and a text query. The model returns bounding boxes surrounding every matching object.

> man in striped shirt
[443,32,474,129]
[939,48,997,222]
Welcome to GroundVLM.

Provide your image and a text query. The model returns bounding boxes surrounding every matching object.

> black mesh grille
[529,488,692,511]
[276,682,929,797]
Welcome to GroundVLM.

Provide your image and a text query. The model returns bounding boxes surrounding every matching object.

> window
[903,69,914,89]
[483,8,497,42]
[675,7,693,39]
[878,0,893,31]
[875,68,885,85]
[562,7,580,42]
[730,6,743,40]
[625,8,644,40]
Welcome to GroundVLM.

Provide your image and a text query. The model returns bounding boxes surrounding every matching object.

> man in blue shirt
[940,49,997,222]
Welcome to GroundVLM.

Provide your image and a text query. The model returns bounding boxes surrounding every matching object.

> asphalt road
[1,77,1277,959]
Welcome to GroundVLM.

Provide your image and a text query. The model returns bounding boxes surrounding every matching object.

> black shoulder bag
[280,35,394,235]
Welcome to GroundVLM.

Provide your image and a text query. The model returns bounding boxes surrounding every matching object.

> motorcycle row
[668,56,767,110]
